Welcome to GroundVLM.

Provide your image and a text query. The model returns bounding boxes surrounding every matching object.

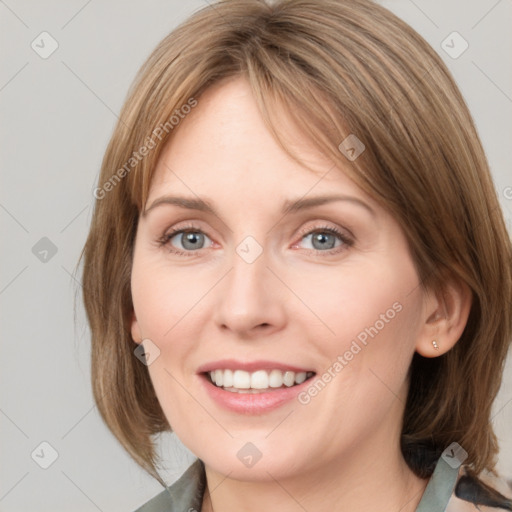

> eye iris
[181,232,204,250]
[312,232,336,250]
[171,230,341,252]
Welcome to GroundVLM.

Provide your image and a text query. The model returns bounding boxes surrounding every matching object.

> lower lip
[199,374,313,414]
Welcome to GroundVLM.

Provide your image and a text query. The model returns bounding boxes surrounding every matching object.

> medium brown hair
[79,0,512,485]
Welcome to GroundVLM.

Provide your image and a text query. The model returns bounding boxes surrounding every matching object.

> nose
[213,246,287,339]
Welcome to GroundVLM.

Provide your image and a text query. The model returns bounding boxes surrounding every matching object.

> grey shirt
[133,456,512,512]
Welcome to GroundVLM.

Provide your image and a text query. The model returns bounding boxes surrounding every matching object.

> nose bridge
[213,240,285,335]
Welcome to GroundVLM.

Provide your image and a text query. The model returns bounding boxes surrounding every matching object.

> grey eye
[311,232,337,250]
[302,231,342,251]
[171,231,209,251]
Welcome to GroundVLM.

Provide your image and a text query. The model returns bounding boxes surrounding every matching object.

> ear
[130,310,143,344]
[415,277,472,358]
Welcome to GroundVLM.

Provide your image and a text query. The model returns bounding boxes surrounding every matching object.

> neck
[202,440,429,512]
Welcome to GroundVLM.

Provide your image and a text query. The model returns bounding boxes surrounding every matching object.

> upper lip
[197,359,315,374]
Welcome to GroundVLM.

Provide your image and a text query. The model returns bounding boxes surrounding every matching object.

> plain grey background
[1,0,511,510]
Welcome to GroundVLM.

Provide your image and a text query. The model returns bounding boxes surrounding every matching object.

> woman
[80,0,512,510]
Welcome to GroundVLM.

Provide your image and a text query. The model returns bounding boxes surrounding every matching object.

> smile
[207,369,316,393]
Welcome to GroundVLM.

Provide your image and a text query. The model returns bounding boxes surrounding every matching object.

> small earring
[432,340,439,350]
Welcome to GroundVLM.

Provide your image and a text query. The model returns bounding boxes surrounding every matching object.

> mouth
[203,368,316,393]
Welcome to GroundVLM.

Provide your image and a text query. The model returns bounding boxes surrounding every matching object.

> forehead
[146,77,374,215]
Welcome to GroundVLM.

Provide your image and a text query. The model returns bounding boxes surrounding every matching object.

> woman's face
[130,76,431,480]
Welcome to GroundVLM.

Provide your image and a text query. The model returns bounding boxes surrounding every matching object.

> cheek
[130,255,216,414]
[299,259,416,334]
[131,261,202,428]
[298,256,422,383]
[293,271,421,440]
[131,256,213,341]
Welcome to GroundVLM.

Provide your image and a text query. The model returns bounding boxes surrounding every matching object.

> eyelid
[292,223,354,254]
[156,221,214,255]
[294,221,354,243]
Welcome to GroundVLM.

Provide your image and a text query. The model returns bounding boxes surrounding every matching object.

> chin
[191,435,312,481]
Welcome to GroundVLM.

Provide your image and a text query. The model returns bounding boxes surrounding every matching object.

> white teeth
[250,370,269,389]
[269,369,283,388]
[233,370,251,389]
[223,369,233,387]
[208,369,314,390]
[295,372,307,384]
[283,371,295,387]
[214,369,223,387]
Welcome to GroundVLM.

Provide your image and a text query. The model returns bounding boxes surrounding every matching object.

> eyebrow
[143,194,376,218]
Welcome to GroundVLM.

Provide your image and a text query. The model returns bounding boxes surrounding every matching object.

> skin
[130,76,472,512]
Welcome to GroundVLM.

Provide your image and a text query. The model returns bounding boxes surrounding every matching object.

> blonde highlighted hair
[79,0,512,485]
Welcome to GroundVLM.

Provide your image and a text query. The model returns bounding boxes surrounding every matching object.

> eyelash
[157,223,354,257]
